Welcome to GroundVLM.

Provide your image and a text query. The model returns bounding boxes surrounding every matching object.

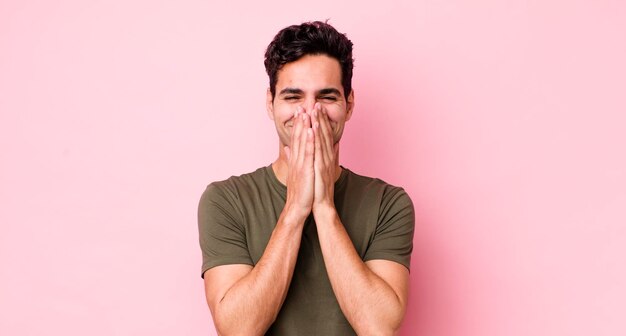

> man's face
[266,54,354,147]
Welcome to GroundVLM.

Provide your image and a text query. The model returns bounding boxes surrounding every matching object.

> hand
[311,103,339,213]
[283,106,315,220]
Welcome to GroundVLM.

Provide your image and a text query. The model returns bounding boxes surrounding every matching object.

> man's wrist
[312,203,338,222]
[281,203,311,225]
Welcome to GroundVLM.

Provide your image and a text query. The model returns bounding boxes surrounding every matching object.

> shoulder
[198,166,271,225]
[202,166,268,198]
[342,167,412,202]
[199,166,271,214]
[340,167,414,224]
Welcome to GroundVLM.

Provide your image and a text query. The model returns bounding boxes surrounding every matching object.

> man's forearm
[213,211,305,335]
[314,207,406,336]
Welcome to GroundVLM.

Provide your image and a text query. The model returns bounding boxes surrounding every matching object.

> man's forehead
[276,55,341,79]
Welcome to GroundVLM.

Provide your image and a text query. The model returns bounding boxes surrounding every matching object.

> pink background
[1,1,625,335]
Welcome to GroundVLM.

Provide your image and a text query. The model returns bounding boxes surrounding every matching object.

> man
[198,21,414,335]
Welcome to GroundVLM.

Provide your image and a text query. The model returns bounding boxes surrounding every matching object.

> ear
[266,88,275,120]
[345,89,355,122]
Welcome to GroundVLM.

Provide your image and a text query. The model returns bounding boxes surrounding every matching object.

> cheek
[324,109,345,127]
[273,105,293,123]
[323,103,341,116]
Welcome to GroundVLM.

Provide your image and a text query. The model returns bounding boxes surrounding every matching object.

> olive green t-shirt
[198,165,414,335]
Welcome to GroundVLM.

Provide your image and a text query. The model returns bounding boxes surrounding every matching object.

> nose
[300,97,317,115]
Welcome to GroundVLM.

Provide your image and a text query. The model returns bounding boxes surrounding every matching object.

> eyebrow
[318,88,341,96]
[278,87,342,96]
[279,88,304,96]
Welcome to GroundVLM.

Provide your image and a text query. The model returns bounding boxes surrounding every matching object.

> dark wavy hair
[264,21,354,100]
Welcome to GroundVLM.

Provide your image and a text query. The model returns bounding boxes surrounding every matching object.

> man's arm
[202,109,315,335]
[311,105,410,335]
[203,210,306,335]
[314,209,409,336]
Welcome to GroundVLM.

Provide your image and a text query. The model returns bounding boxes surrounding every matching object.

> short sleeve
[198,183,253,278]
[363,186,415,271]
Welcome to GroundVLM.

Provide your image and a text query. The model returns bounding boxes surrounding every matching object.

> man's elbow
[354,324,398,336]
[354,311,404,336]
[212,306,271,336]
[213,320,264,336]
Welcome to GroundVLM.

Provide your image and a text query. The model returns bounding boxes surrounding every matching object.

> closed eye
[320,96,337,102]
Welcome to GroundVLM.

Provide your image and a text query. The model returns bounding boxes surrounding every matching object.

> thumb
[283,145,291,161]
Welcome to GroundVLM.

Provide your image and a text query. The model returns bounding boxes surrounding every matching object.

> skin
[203,54,409,335]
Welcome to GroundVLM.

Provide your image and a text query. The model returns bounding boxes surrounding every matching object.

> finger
[315,104,330,166]
[283,145,291,162]
[290,106,303,163]
[321,106,334,151]
[305,128,315,163]
[311,103,321,151]
[317,105,333,164]
[313,117,322,169]
[311,102,319,127]
[303,108,311,128]
[297,112,310,165]
[304,128,315,176]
